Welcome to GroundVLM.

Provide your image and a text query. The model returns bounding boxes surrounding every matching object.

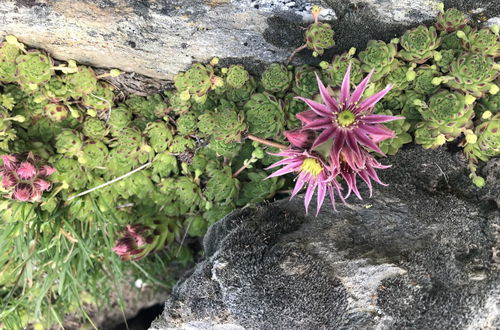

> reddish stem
[247,134,287,150]
[286,44,308,65]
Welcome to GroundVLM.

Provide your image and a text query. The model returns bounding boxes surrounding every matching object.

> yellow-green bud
[481,111,492,119]
[110,69,122,77]
[319,61,329,70]
[464,94,476,105]
[471,175,485,188]
[489,84,499,95]
[456,30,466,39]
[431,77,443,85]
[210,57,219,66]
[180,90,191,101]
[465,131,477,144]
[433,51,442,61]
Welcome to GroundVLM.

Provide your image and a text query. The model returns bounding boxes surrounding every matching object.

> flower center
[336,110,356,127]
[300,158,323,177]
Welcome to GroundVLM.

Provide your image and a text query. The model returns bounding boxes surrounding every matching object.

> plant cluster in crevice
[0,5,498,329]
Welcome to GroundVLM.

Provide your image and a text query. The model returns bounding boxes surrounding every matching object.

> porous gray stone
[150,146,500,330]
[2,0,499,80]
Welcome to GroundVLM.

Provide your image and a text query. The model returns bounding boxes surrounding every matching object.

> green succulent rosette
[81,81,114,112]
[414,121,447,149]
[225,76,257,104]
[44,103,69,122]
[0,42,21,83]
[82,117,108,140]
[384,61,415,91]
[108,104,132,135]
[204,167,239,204]
[458,27,500,58]
[398,26,441,63]
[321,49,363,88]
[292,65,320,98]
[464,113,500,186]
[43,76,72,101]
[225,64,250,89]
[64,66,98,98]
[174,63,222,104]
[435,8,468,32]
[243,92,284,139]
[440,31,463,50]
[174,176,202,213]
[418,90,474,140]
[125,94,168,120]
[176,113,198,136]
[237,171,284,206]
[260,63,293,94]
[413,65,441,95]
[165,90,191,114]
[198,106,246,143]
[15,51,54,90]
[207,139,242,158]
[168,135,196,153]
[151,152,178,179]
[50,156,88,190]
[55,129,83,156]
[442,53,499,97]
[433,49,457,73]
[358,40,398,82]
[145,121,173,153]
[79,140,108,168]
[305,22,335,56]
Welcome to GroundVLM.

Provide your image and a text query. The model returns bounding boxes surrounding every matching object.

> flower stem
[247,134,287,150]
[286,44,308,65]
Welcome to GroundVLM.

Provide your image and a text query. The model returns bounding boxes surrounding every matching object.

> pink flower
[296,64,403,168]
[112,224,154,261]
[0,152,56,202]
[337,149,390,200]
[17,162,37,180]
[266,148,343,215]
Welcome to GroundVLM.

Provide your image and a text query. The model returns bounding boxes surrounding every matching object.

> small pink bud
[17,162,37,180]
[39,165,56,176]
[1,155,18,171]
[34,178,51,191]
[296,110,319,125]
[13,184,32,202]
[1,172,17,188]
[284,129,314,149]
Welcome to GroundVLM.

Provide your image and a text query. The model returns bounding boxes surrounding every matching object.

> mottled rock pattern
[1,0,499,80]
[150,145,499,329]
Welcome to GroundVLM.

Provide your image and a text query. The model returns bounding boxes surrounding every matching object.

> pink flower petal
[354,130,384,155]
[312,127,337,148]
[350,70,374,106]
[361,114,404,124]
[340,62,352,107]
[356,85,393,113]
[296,110,320,125]
[316,73,339,113]
[304,178,317,215]
[296,97,331,117]
[1,155,18,171]
[303,118,333,130]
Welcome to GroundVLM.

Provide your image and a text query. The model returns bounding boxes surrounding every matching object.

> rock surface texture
[1,0,499,80]
[150,145,500,330]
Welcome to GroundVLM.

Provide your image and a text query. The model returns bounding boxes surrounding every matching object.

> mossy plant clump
[0,6,499,328]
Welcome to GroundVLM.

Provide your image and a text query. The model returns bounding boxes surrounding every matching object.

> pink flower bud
[39,165,56,176]
[284,130,314,149]
[17,162,37,180]
[1,155,18,171]
[34,178,51,191]
[13,184,33,202]
[1,172,17,189]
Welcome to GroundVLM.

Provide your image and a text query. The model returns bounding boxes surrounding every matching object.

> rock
[1,0,499,80]
[150,146,500,329]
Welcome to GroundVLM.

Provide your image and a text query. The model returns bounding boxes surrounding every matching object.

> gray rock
[150,146,500,330]
[2,0,499,79]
